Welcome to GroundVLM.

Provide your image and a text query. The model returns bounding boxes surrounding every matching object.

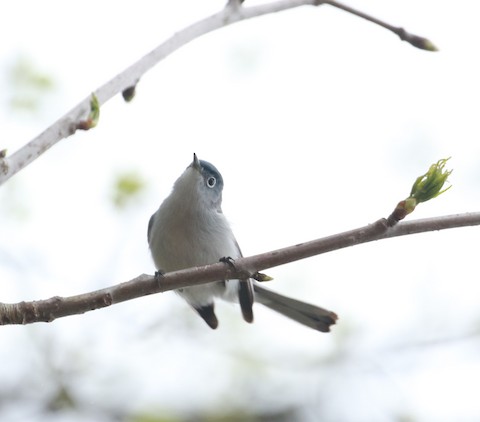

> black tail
[238,279,254,323]
[194,304,219,329]
[253,284,338,332]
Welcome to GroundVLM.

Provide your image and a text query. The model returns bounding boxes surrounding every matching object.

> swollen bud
[407,35,438,52]
[387,158,452,226]
[76,93,100,131]
[410,158,452,203]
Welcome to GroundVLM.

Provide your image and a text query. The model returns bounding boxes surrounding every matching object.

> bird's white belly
[150,211,241,307]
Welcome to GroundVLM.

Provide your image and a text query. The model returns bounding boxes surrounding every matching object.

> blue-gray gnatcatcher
[148,154,337,332]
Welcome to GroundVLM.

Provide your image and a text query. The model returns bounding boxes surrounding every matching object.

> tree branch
[2,212,478,326]
[323,0,437,51]
[0,0,436,186]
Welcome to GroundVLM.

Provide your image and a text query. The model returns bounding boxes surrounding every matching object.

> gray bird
[148,154,337,332]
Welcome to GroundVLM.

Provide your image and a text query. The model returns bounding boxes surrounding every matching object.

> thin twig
[1,212,478,326]
[323,0,438,51]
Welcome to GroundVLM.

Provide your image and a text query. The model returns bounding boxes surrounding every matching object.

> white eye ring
[206,176,216,188]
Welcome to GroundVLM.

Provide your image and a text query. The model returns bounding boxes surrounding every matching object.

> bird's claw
[219,256,236,269]
[154,270,165,282]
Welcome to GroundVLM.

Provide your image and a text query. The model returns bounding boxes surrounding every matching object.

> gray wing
[233,239,254,323]
[147,213,155,244]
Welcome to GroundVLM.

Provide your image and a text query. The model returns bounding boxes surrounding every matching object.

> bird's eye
[206,176,216,188]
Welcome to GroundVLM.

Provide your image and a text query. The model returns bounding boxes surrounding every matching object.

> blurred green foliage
[130,408,300,422]
[111,171,146,209]
[7,56,55,112]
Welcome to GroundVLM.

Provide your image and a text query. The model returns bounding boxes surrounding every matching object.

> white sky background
[1,1,480,421]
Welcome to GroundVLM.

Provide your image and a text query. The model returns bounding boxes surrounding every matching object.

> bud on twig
[387,158,452,226]
[122,84,137,102]
[75,93,100,131]
[397,28,438,52]
[253,272,274,282]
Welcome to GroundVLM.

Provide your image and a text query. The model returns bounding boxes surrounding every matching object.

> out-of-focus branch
[0,0,436,185]
[1,212,478,326]
[322,0,438,51]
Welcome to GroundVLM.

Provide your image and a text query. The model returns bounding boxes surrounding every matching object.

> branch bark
[0,0,435,185]
[2,212,479,326]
